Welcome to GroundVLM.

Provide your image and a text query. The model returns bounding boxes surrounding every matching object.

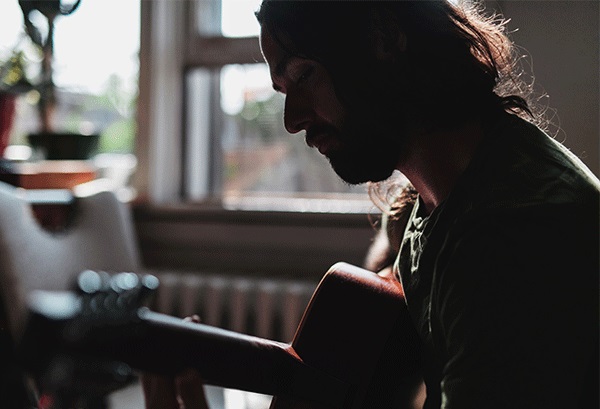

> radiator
[146,270,318,343]
[107,271,319,409]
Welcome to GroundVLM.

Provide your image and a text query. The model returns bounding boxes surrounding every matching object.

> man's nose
[283,93,312,134]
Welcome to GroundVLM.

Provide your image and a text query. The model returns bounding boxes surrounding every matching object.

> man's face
[260,28,404,185]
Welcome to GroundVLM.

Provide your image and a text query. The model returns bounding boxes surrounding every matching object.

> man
[145,1,599,408]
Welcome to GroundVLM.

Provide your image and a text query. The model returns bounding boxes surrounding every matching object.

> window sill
[132,201,381,279]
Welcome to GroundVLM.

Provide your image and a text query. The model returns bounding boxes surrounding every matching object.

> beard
[327,135,400,185]
[323,96,409,185]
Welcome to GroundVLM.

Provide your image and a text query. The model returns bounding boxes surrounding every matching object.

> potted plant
[0,42,36,183]
[0,47,34,158]
[19,0,100,160]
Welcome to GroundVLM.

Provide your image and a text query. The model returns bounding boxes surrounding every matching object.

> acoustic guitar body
[270,262,422,409]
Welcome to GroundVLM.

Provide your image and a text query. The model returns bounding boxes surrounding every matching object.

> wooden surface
[0,160,97,230]
[12,160,96,189]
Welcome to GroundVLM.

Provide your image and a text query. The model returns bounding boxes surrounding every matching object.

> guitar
[18,263,423,408]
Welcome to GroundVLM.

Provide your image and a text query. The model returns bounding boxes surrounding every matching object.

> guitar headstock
[73,270,159,327]
[27,270,159,329]
[18,271,160,406]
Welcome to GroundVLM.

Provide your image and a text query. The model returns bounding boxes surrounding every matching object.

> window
[139,0,372,212]
[0,0,140,159]
[1,0,139,196]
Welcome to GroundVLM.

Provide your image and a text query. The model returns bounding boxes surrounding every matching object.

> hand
[142,369,208,409]
[376,265,395,280]
[142,315,209,409]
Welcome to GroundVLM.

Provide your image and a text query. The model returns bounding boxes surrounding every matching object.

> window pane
[222,0,262,37]
[1,0,139,156]
[0,2,23,51]
[186,64,370,208]
[195,0,261,38]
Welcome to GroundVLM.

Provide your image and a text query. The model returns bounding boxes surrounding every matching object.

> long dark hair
[257,0,536,128]
[257,0,540,218]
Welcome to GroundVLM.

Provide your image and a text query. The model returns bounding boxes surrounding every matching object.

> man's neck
[398,120,484,215]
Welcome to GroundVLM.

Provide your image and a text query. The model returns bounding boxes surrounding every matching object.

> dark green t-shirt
[395,113,599,409]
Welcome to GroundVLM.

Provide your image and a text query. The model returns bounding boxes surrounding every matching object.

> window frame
[135,0,265,204]
[133,0,380,275]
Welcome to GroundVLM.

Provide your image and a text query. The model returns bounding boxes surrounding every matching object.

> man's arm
[364,219,397,277]
[365,184,417,277]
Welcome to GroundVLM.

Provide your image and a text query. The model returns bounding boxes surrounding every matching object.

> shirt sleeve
[433,205,598,409]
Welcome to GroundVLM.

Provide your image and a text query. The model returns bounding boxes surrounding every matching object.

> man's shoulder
[460,113,599,214]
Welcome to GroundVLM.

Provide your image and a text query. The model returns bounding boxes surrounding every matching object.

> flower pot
[28,132,100,160]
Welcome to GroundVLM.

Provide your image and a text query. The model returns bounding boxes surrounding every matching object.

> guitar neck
[127,309,349,407]
[20,301,349,408]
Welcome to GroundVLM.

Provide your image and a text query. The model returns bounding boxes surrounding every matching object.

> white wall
[493,0,599,176]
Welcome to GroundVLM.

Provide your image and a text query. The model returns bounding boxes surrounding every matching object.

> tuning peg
[120,273,159,308]
[77,270,102,294]
[137,274,160,304]
[110,272,140,293]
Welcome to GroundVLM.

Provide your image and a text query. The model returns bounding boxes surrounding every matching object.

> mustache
[305,124,339,141]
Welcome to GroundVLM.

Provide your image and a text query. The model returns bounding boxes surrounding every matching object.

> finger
[175,369,209,409]
[183,315,201,323]
[141,373,180,409]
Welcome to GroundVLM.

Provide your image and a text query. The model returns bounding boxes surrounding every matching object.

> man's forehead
[260,28,306,73]
[260,29,285,70]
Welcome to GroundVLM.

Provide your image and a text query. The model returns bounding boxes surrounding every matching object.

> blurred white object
[3,145,32,161]
[93,153,137,188]
[0,180,141,338]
